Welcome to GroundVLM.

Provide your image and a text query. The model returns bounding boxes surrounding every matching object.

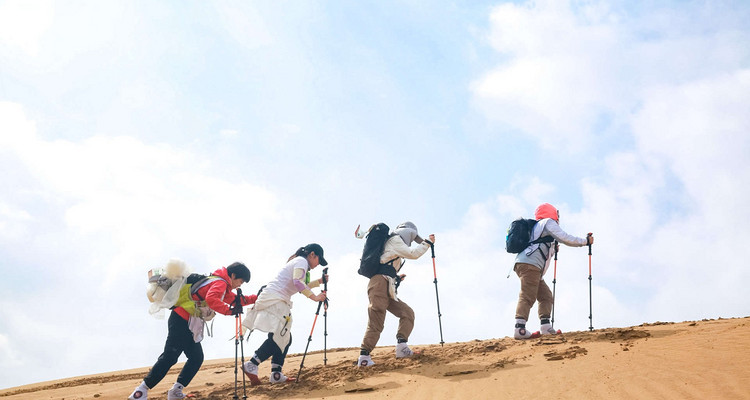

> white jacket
[380,235,431,273]
[515,218,588,275]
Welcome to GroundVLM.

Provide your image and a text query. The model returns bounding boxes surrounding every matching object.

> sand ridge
[1,317,748,399]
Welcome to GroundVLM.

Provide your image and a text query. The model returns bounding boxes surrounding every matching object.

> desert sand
[2,317,748,400]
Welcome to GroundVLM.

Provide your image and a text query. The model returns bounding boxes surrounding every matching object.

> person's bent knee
[368,303,387,314]
[189,351,204,365]
[157,352,180,366]
[159,344,183,361]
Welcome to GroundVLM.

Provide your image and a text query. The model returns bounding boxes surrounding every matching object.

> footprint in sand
[544,346,588,361]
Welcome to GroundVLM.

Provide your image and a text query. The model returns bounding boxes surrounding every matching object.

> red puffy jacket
[174,267,257,321]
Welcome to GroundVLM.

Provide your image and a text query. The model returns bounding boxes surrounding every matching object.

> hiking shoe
[540,323,561,335]
[395,342,417,358]
[514,326,533,339]
[128,382,148,400]
[358,355,375,367]
[166,384,186,400]
[269,370,296,384]
[242,361,262,386]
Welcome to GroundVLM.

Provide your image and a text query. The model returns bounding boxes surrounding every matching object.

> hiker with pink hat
[510,203,594,339]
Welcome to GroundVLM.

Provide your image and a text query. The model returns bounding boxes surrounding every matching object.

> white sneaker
[166,383,186,400]
[242,361,262,386]
[395,342,416,358]
[514,318,533,340]
[514,326,533,339]
[269,370,296,384]
[358,354,375,367]
[540,323,560,335]
[128,381,148,400]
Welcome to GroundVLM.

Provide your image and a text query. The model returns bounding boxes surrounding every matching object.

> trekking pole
[322,268,328,365]
[587,234,593,332]
[551,241,558,330]
[232,288,247,400]
[429,243,445,346]
[296,280,328,382]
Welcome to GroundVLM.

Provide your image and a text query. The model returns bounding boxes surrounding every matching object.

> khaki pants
[360,275,415,353]
[514,263,553,321]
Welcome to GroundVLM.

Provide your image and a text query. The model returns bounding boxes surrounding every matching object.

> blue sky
[1,0,749,390]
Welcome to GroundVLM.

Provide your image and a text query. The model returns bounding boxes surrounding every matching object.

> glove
[230,304,243,316]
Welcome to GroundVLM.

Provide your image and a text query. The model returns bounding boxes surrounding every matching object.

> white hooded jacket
[380,234,431,272]
[515,218,588,275]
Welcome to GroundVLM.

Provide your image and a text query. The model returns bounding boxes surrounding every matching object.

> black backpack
[358,223,397,278]
[505,218,554,253]
[186,273,209,286]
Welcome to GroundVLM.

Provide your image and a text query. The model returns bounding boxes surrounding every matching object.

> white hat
[395,221,423,245]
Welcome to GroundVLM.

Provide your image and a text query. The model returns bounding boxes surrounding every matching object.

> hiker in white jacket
[241,243,328,384]
[513,203,594,339]
[358,221,435,367]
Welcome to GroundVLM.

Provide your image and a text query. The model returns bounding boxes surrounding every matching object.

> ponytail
[288,246,310,262]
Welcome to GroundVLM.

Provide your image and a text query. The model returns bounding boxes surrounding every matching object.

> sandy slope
[2,317,749,400]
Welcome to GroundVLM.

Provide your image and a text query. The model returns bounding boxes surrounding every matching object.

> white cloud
[214,1,273,50]
[472,0,749,155]
[1,102,289,281]
[0,0,54,56]
[0,101,35,147]
[633,69,750,209]
[473,0,627,152]
[559,70,750,323]
[0,201,32,240]
[628,69,750,321]
[0,102,293,386]
[0,333,19,368]
[0,1,138,74]
[220,129,239,137]
[119,82,164,109]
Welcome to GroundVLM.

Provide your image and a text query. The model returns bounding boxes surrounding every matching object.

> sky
[1,0,749,390]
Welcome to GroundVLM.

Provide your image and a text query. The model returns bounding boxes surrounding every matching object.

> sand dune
[2,317,748,400]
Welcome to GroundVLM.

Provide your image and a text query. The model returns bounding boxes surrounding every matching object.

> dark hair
[226,262,251,283]
[288,247,310,262]
[287,243,327,266]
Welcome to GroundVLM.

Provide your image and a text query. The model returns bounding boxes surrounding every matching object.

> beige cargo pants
[514,262,553,321]
[360,275,415,353]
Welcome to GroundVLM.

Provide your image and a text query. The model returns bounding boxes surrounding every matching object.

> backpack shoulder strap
[532,235,555,244]
[529,218,554,244]
[525,219,555,259]
[190,276,224,300]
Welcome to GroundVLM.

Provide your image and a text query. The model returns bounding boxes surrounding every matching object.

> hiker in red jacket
[129,262,257,400]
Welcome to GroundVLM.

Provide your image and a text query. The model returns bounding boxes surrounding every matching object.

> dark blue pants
[144,311,203,388]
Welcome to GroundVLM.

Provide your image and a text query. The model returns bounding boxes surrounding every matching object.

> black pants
[255,332,292,366]
[144,311,204,388]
